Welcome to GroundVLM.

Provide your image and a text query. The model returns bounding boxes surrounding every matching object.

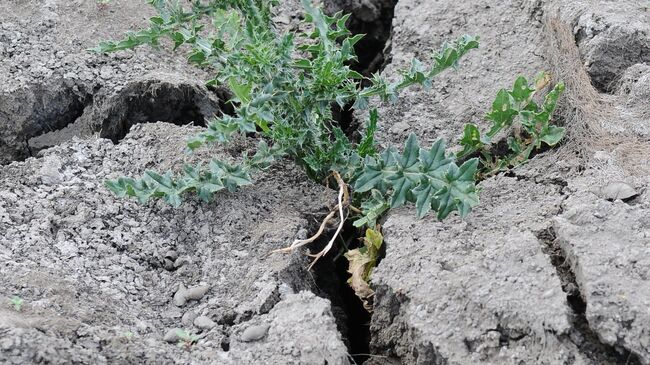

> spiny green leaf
[228,77,252,103]
[209,159,252,192]
[357,109,379,158]
[354,149,394,193]
[435,158,479,220]
[412,181,435,218]
[353,190,389,228]
[354,134,479,220]
[384,134,421,208]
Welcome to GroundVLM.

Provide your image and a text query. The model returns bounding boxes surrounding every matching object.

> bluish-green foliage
[96,0,563,229]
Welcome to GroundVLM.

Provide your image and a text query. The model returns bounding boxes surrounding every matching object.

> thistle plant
[94,0,564,299]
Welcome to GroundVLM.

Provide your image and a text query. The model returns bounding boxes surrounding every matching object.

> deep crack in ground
[316,1,399,363]
[333,0,398,143]
[99,79,217,143]
[536,227,642,365]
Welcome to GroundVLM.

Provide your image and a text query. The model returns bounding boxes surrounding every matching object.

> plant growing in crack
[457,72,566,176]
[94,0,564,305]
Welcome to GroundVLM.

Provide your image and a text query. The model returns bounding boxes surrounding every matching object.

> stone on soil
[163,328,184,344]
[194,316,216,330]
[241,324,271,342]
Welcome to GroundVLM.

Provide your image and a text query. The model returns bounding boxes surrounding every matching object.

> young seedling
[176,330,199,351]
[10,296,24,312]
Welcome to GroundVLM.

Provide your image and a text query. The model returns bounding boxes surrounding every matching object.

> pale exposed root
[271,209,338,253]
[272,171,349,270]
[307,172,348,269]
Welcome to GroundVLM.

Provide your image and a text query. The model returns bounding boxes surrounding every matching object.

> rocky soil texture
[1,0,649,364]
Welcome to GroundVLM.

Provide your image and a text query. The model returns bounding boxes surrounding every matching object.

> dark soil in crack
[1,79,94,163]
[536,227,642,365]
[311,221,373,365]
[335,0,398,77]
[98,79,219,143]
[330,0,399,142]
[312,2,399,362]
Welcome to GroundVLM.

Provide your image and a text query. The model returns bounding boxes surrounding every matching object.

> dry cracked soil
[1,0,649,364]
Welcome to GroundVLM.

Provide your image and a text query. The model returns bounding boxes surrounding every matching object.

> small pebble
[601,181,637,201]
[182,310,199,326]
[194,315,216,330]
[164,250,178,260]
[241,324,270,342]
[163,258,175,271]
[173,284,187,307]
[163,328,183,343]
[185,285,210,300]
[174,257,186,268]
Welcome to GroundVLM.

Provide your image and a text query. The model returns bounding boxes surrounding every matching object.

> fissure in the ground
[100,80,226,143]
[536,227,641,365]
[308,2,399,363]
[333,0,398,141]
[311,219,387,364]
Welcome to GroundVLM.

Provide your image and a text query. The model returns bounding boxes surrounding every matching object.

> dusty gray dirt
[227,291,350,365]
[1,0,649,364]
[372,164,580,364]
[0,123,347,364]
[365,0,549,149]
[0,0,213,164]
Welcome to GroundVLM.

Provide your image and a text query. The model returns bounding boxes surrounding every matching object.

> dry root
[272,171,349,269]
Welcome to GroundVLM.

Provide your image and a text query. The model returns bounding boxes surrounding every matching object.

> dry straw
[544,18,650,176]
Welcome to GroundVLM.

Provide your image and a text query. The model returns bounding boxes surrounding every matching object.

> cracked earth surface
[1,0,649,364]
